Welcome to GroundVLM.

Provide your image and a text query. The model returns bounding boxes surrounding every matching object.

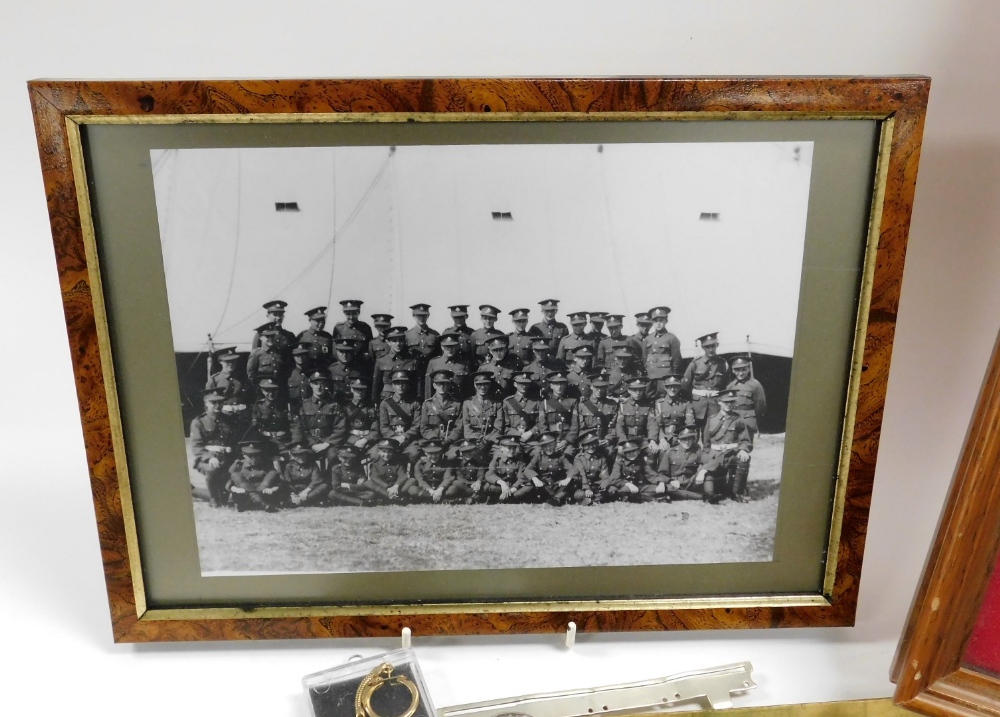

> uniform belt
[692,389,719,397]
[206,445,231,453]
[711,442,739,451]
[350,429,369,436]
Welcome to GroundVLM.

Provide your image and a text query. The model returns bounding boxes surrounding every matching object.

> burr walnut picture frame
[29,77,929,642]
[893,330,1000,717]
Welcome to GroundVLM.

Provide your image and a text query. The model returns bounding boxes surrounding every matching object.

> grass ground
[193,433,784,574]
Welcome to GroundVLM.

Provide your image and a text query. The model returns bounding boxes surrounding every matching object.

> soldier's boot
[206,470,229,508]
[703,477,724,504]
[731,462,750,502]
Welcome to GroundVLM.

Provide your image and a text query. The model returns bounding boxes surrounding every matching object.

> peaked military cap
[509,308,530,320]
[578,431,601,448]
[662,374,683,388]
[546,371,569,383]
[371,313,394,325]
[731,356,752,368]
[259,378,280,390]
[262,300,287,312]
[513,372,534,384]
[678,426,699,440]
[304,306,327,318]
[622,437,643,451]
[479,304,500,318]
[292,345,310,356]
[339,299,363,310]
[536,431,559,446]
[568,312,588,324]
[308,371,331,383]
[626,377,650,389]
[202,388,226,402]
[390,370,412,382]
[385,327,408,340]
[697,332,720,346]
[213,346,237,358]
[573,346,594,358]
[589,312,608,322]
[348,378,368,389]
[448,304,469,316]
[613,345,634,357]
[718,389,739,403]
[376,438,400,451]
[487,335,509,348]
[498,436,521,448]
[439,334,460,348]
[649,306,672,319]
[473,372,494,385]
[240,440,266,453]
[261,328,281,338]
[409,303,431,315]
[531,339,552,350]
[338,445,361,458]
[422,439,445,453]
[334,338,359,350]
[606,314,624,327]
[634,312,652,325]
[430,369,455,383]
[589,372,610,387]
[457,438,479,452]
[218,351,240,363]
[538,299,560,310]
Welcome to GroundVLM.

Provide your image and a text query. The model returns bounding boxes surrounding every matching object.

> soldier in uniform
[446,439,488,503]
[523,431,573,504]
[615,377,657,449]
[291,371,346,466]
[332,299,374,352]
[698,389,753,502]
[405,304,439,367]
[471,304,505,364]
[246,329,288,392]
[726,356,767,442]
[522,339,566,398]
[401,439,451,503]
[565,432,606,505]
[537,371,580,454]
[420,370,464,454]
[462,372,501,447]
[252,378,293,453]
[598,315,637,368]
[296,306,333,369]
[683,332,730,427]
[477,335,521,397]
[443,305,476,361]
[574,373,618,443]
[655,426,706,501]
[378,370,424,466]
[328,338,372,398]
[643,306,683,386]
[424,334,474,400]
[373,439,410,502]
[566,346,596,399]
[507,307,542,363]
[284,444,330,507]
[190,389,239,507]
[496,372,541,441]
[630,312,652,362]
[600,438,654,503]
[652,375,696,451]
[608,346,646,401]
[531,299,569,352]
[586,312,609,347]
[367,314,394,364]
[328,445,378,506]
[485,437,531,503]
[205,348,247,399]
[286,345,312,415]
[557,312,595,362]
[228,440,283,512]
[372,326,424,401]
[340,377,378,451]
[251,300,296,359]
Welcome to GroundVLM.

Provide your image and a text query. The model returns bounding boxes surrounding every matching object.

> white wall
[4,2,1000,716]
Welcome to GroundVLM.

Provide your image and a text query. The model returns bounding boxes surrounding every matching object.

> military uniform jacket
[329,358,372,395]
[539,396,580,443]
[229,460,279,491]
[252,323,297,356]
[507,327,543,362]
[702,411,752,454]
[293,396,346,446]
[471,327,505,362]
[566,368,594,400]
[477,354,521,396]
[683,355,730,395]
[372,352,423,401]
[296,327,333,366]
[252,398,291,439]
[607,455,657,489]
[443,325,475,360]
[643,330,682,379]
[420,396,463,444]
[367,335,391,364]
[189,413,238,469]
[575,396,619,439]
[283,461,326,492]
[424,355,474,400]
[341,399,378,443]
[726,377,767,422]
[332,320,373,349]
[608,362,645,399]
[462,396,501,443]
[414,457,451,491]
[597,334,637,367]
[524,451,570,483]
[486,454,526,486]
[205,372,246,399]
[246,347,288,386]
[569,452,607,489]
[556,332,596,362]
[378,395,423,443]
[405,325,440,362]
[652,397,696,442]
[523,357,567,394]
[369,457,407,488]
[496,395,541,436]
[615,398,656,442]
[530,320,569,352]
[629,332,649,361]
[657,444,703,483]
[286,367,311,412]
[445,461,486,487]
[330,459,366,486]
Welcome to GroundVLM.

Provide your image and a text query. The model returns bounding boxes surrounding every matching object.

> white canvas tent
[152,142,813,358]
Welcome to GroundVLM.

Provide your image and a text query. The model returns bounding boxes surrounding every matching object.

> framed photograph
[893,330,1000,716]
[29,77,929,642]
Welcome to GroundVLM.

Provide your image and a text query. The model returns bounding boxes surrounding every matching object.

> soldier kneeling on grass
[445,439,487,504]
[228,440,284,512]
[600,438,657,503]
[523,431,573,505]
[283,444,331,507]
[484,436,529,503]
[652,426,704,501]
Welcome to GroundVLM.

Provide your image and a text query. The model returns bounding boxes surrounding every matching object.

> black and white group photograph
[151,140,814,575]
